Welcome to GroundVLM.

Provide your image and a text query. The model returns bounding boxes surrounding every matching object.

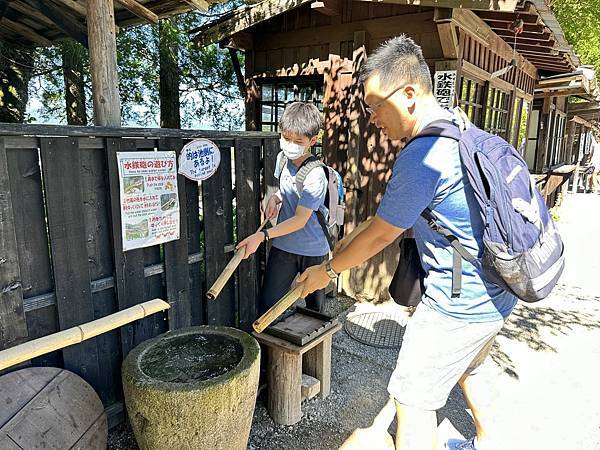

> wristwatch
[325,260,339,280]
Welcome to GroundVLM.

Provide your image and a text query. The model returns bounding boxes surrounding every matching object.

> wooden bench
[253,322,341,425]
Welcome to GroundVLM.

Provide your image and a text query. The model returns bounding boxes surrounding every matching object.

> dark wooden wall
[0,124,278,426]
[245,4,442,300]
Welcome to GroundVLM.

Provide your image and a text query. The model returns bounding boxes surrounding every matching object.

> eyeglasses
[364,84,406,115]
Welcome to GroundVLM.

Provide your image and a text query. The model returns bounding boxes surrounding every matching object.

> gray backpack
[275,152,345,251]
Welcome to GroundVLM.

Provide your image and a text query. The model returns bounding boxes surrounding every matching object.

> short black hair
[279,102,323,138]
[359,35,433,94]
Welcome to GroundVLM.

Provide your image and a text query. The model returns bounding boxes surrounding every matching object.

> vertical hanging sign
[117,151,180,251]
[434,70,457,109]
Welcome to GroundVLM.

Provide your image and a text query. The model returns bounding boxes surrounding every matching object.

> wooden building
[195,0,598,300]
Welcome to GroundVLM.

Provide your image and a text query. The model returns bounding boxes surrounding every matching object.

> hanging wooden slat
[114,0,159,24]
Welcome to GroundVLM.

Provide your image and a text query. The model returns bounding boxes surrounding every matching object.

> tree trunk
[159,18,181,129]
[62,42,88,125]
[0,43,34,123]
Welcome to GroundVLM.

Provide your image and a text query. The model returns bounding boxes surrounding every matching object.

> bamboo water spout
[207,218,270,301]
[0,299,170,371]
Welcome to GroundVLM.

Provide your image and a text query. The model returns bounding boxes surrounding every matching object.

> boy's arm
[266,205,312,238]
[236,205,313,259]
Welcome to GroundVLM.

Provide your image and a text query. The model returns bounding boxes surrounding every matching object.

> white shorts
[387,301,504,410]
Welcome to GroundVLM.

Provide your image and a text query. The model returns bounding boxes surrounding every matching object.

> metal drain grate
[344,311,406,349]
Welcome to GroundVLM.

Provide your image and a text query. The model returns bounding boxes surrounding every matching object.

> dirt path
[108,192,600,450]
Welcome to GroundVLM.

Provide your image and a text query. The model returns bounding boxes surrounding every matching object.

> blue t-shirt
[377,110,517,322]
[272,158,330,257]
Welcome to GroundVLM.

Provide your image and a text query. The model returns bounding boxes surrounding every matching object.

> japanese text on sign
[434,70,457,109]
[178,139,221,181]
[117,151,180,251]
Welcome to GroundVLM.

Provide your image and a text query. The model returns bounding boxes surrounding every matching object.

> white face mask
[280,137,307,160]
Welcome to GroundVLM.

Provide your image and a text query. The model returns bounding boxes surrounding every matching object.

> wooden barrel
[0,367,107,449]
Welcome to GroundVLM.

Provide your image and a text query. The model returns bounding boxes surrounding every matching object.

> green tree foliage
[551,0,600,73]
[0,43,35,123]
[29,7,244,129]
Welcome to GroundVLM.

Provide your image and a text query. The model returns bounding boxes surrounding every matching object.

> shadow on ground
[490,287,600,379]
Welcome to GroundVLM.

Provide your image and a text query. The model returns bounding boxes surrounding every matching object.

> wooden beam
[0,17,53,46]
[569,115,594,128]
[435,8,459,59]
[567,102,600,114]
[182,0,210,11]
[514,43,557,55]
[514,36,555,47]
[8,1,57,29]
[33,0,88,47]
[451,9,538,80]
[353,0,519,11]
[220,31,254,50]
[194,0,313,47]
[87,0,121,126]
[114,0,159,24]
[53,0,88,17]
[494,29,551,41]
[228,48,246,98]
[486,20,546,33]
[311,0,341,16]
[476,11,539,24]
[534,87,589,99]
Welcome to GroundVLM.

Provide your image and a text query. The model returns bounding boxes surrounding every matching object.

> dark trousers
[258,246,327,316]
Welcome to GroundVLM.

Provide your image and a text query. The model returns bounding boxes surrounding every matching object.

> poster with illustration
[117,151,180,251]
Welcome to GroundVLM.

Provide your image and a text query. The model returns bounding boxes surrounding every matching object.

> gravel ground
[109,192,600,450]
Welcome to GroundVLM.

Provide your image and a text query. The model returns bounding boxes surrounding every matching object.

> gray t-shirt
[272,156,330,257]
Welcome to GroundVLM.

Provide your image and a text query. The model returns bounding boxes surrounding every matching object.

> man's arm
[297,216,405,297]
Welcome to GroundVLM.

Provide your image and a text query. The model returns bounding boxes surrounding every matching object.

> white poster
[117,151,180,251]
[434,70,457,109]
[178,138,221,181]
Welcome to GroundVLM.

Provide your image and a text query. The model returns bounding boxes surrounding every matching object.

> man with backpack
[298,35,562,450]
[236,101,344,315]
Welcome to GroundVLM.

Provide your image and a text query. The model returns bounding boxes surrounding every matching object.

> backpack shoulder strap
[404,119,462,149]
[294,155,334,251]
[275,151,287,182]
[295,156,325,196]
[420,207,476,298]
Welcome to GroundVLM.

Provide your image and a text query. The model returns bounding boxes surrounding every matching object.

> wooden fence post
[40,137,105,396]
[0,138,28,352]
[235,139,261,331]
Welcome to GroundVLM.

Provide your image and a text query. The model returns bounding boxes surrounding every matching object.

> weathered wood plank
[160,137,192,330]
[40,137,103,393]
[0,122,278,140]
[0,138,28,351]
[6,139,58,368]
[202,144,235,326]
[79,147,122,405]
[183,148,203,326]
[106,138,149,357]
[235,139,261,331]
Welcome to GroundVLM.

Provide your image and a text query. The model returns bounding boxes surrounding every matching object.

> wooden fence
[0,123,279,425]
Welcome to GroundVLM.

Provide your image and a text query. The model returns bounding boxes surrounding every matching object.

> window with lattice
[484,87,511,139]
[258,78,324,156]
[458,77,485,127]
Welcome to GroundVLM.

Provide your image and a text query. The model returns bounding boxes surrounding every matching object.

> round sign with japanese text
[178,139,221,181]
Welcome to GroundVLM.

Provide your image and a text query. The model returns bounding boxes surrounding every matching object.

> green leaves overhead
[29,6,244,129]
[551,0,600,73]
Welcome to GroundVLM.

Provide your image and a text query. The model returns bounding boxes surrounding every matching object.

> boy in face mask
[236,102,330,314]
